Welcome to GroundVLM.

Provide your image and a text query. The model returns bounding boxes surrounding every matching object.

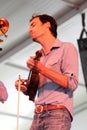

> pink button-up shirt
[35,39,78,118]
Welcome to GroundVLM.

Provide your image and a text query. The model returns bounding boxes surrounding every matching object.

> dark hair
[30,14,57,37]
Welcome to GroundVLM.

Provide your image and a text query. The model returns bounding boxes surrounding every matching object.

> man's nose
[28,28,30,33]
[28,27,32,33]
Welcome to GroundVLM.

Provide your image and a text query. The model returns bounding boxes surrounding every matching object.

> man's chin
[32,37,38,42]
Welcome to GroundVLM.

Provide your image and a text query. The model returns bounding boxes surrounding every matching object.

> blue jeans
[30,108,71,130]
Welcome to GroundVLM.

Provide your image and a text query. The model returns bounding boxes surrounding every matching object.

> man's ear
[45,22,51,29]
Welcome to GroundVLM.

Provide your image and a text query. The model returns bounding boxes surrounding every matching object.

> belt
[35,104,66,113]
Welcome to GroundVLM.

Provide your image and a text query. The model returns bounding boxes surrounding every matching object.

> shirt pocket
[46,57,62,73]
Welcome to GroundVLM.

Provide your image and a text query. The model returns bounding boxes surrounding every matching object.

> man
[15,14,78,130]
[0,81,8,103]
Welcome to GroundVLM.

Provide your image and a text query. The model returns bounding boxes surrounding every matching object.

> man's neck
[38,34,57,55]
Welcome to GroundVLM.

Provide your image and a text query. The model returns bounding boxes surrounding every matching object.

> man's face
[28,17,48,41]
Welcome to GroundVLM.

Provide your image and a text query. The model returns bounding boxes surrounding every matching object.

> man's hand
[26,56,44,73]
[15,79,28,92]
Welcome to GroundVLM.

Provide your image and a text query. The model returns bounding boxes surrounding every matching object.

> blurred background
[0,0,87,130]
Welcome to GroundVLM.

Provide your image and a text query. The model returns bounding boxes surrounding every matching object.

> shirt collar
[41,39,62,56]
[51,39,62,49]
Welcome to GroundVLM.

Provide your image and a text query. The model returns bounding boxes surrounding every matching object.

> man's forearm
[39,65,68,88]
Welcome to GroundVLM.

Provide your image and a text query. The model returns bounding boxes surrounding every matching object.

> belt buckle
[35,105,43,113]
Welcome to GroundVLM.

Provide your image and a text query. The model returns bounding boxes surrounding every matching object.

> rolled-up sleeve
[62,43,78,91]
[68,73,78,91]
[0,81,8,103]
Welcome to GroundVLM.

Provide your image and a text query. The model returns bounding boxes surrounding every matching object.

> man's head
[29,14,57,41]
